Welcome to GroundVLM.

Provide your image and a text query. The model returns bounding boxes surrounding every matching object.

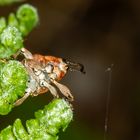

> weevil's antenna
[104,64,113,140]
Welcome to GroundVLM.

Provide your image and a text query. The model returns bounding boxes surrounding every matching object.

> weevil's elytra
[14,48,85,106]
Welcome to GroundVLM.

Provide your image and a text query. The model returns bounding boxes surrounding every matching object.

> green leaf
[0,26,23,59]
[13,119,29,140]
[0,17,6,34]
[0,60,28,115]
[0,126,16,140]
[0,99,73,140]
[8,13,19,28]
[35,99,73,136]
[16,4,39,36]
[0,4,39,59]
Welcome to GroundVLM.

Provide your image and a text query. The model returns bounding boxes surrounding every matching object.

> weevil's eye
[45,64,54,73]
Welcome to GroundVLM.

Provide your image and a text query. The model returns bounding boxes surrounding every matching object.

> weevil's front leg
[13,48,33,59]
[20,48,33,59]
[40,80,59,98]
[12,49,21,59]
[51,80,74,101]
[14,91,31,106]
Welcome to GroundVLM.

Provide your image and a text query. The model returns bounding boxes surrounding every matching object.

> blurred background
[1,0,140,139]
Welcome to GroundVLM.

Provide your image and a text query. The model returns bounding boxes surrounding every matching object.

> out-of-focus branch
[0,0,24,6]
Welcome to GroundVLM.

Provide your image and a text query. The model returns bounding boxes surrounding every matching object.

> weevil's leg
[25,66,40,83]
[0,59,6,63]
[41,80,59,98]
[20,48,33,59]
[14,91,31,106]
[13,48,33,59]
[12,50,21,59]
[51,80,74,101]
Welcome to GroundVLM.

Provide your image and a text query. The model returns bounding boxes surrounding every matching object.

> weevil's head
[63,58,86,74]
[42,56,85,80]
[33,54,85,81]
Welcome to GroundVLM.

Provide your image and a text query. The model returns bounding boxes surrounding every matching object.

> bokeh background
[1,0,140,140]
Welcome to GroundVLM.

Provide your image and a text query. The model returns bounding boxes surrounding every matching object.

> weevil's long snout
[63,59,86,74]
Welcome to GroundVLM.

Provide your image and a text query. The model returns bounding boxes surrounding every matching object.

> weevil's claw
[0,59,6,63]
[12,50,21,59]
[67,96,74,102]
[51,79,74,101]
[14,92,30,106]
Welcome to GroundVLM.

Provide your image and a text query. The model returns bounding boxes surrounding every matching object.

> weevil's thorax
[32,54,68,81]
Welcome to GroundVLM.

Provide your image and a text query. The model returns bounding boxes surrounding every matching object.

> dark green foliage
[8,4,39,36]
[0,18,6,34]
[0,4,39,59]
[0,26,23,58]
[0,60,28,115]
[0,99,73,140]
[16,4,39,36]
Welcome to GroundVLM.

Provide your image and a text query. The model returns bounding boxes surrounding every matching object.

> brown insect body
[23,54,67,95]
[14,48,85,106]
[33,54,66,80]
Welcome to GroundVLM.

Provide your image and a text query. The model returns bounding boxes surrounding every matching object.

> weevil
[14,48,85,106]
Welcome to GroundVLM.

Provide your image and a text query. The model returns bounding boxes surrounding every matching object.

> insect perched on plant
[14,48,85,106]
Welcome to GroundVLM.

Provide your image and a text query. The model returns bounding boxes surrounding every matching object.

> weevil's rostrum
[14,48,85,106]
